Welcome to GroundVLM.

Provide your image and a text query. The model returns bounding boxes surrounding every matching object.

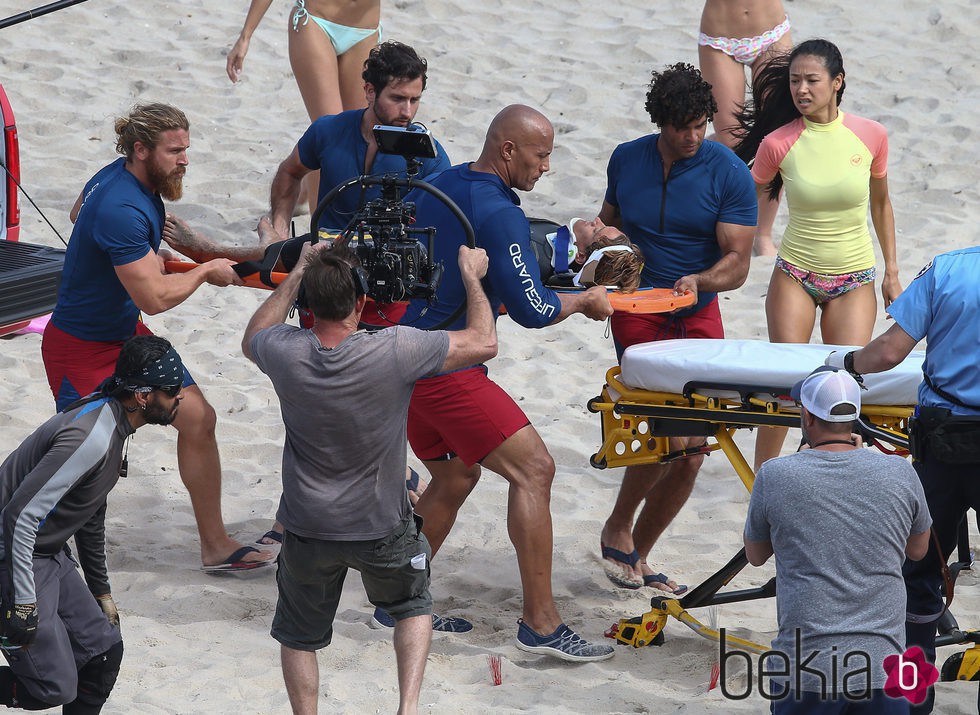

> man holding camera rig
[0,335,187,713]
[163,41,446,259]
[265,40,449,237]
[162,40,448,326]
[399,104,616,662]
[242,241,497,714]
[827,246,980,714]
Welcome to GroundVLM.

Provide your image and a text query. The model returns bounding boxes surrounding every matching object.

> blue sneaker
[515,619,615,662]
[370,607,396,629]
[370,607,473,633]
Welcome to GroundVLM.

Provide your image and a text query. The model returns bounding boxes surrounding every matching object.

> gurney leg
[712,427,755,493]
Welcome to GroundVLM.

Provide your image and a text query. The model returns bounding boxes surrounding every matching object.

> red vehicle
[0,81,65,337]
[1,82,19,242]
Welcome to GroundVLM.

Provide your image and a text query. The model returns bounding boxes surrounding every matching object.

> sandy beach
[1,0,978,711]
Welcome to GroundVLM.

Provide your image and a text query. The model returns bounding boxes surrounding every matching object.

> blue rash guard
[297,109,451,231]
[604,136,756,315]
[401,163,562,331]
[52,158,163,342]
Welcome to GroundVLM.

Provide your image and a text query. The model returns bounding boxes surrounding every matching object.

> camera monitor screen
[373,124,438,160]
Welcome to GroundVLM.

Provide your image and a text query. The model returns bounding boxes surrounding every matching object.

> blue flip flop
[201,546,275,574]
[600,543,643,589]
[643,572,688,596]
[255,530,283,545]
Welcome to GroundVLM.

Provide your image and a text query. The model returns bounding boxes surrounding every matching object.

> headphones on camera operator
[234,123,476,331]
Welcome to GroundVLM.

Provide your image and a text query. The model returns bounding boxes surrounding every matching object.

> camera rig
[307,125,475,330]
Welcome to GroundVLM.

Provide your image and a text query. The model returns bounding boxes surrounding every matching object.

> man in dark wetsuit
[399,104,616,662]
[265,40,449,238]
[0,336,186,713]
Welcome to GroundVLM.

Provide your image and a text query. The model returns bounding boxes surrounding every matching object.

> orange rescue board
[606,288,696,314]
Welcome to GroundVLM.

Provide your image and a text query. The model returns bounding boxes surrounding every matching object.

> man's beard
[374,104,411,128]
[144,400,179,426]
[147,157,184,201]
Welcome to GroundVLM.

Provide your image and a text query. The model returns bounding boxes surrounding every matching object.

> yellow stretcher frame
[588,366,914,652]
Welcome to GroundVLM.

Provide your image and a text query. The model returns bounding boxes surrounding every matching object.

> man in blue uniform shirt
[402,104,615,662]
[267,40,449,236]
[829,246,980,714]
[597,63,757,594]
[41,103,272,573]
[162,41,448,328]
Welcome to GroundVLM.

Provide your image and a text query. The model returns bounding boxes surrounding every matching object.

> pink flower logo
[883,647,939,704]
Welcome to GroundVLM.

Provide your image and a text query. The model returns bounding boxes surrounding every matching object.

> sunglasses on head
[128,384,182,397]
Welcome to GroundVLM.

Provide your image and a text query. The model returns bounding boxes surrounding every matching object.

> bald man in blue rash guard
[399,104,615,662]
[0,335,186,713]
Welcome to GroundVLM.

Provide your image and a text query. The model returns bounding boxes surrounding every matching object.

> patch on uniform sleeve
[913,260,933,281]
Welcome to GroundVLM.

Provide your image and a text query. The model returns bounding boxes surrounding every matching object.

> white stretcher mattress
[619,340,925,407]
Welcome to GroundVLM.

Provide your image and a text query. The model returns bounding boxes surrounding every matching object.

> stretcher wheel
[590,454,607,469]
[941,647,980,681]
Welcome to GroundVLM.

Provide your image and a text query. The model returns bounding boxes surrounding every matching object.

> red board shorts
[610,297,724,360]
[408,366,530,466]
[41,322,195,411]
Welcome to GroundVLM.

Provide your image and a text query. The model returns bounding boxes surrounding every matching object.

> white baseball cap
[790,366,861,422]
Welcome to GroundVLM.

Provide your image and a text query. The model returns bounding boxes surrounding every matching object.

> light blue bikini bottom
[292,0,381,56]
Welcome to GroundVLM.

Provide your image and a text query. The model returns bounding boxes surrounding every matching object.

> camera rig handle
[309,174,477,332]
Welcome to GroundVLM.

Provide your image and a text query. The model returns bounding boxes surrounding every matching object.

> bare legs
[414,425,564,634]
[699,37,791,256]
[698,43,747,144]
[171,385,271,567]
[288,20,377,215]
[162,215,278,264]
[413,458,481,555]
[281,647,318,715]
[280,614,430,715]
[393,615,431,715]
[752,270,878,470]
[601,438,704,592]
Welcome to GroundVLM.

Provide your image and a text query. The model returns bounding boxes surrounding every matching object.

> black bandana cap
[121,345,185,390]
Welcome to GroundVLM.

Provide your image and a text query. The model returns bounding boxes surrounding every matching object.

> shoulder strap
[234,237,307,288]
[552,224,571,273]
[923,373,980,411]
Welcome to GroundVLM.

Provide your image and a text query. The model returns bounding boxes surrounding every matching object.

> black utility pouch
[916,407,980,464]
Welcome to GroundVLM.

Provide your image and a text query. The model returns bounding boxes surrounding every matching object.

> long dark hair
[733,39,847,199]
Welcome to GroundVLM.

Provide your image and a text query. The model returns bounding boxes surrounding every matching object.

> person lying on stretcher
[162,214,644,293]
[528,217,644,291]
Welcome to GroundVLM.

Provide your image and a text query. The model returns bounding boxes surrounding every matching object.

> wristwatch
[843,351,867,388]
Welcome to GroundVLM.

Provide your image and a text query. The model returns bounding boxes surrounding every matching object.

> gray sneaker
[515,619,615,662]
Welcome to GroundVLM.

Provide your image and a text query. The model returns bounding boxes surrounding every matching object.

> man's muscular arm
[673,221,753,304]
[553,287,613,324]
[242,244,316,361]
[268,147,311,240]
[115,251,241,315]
